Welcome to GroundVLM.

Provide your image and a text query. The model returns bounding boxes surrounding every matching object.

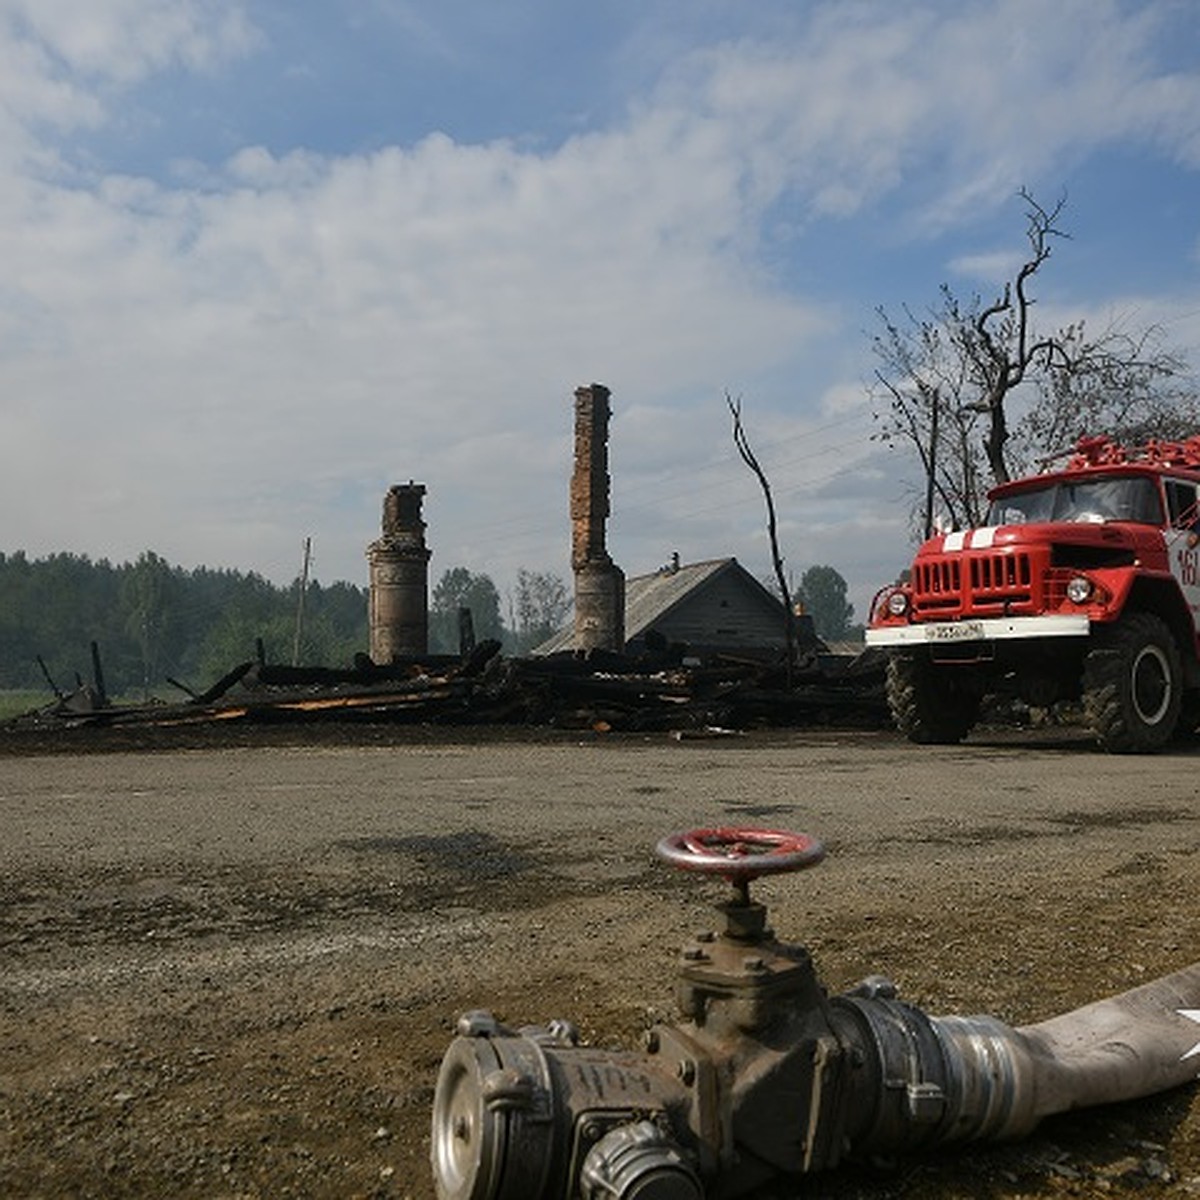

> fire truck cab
[866,435,1200,752]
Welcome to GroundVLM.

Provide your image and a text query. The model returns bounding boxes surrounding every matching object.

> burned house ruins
[9,383,882,739]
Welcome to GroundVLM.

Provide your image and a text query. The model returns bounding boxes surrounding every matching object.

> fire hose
[430,826,1200,1199]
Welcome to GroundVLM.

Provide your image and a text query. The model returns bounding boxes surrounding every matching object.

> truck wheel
[1082,612,1182,753]
[886,651,981,744]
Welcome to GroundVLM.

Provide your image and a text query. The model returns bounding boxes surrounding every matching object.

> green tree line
[0,552,573,698]
[0,550,370,697]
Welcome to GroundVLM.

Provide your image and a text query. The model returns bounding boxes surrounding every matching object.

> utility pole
[292,537,311,667]
[923,391,940,540]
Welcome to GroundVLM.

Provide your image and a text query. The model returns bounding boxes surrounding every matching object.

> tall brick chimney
[570,384,625,652]
[367,482,431,662]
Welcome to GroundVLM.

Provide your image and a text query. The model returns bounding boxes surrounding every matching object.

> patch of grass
[0,691,52,720]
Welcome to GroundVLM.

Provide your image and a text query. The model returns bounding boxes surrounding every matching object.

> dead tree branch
[727,392,797,683]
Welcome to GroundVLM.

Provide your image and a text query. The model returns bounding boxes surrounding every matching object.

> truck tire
[1082,612,1182,753]
[886,651,981,744]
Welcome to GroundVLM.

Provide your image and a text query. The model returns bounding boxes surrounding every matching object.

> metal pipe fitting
[429,829,1200,1198]
[580,1122,702,1200]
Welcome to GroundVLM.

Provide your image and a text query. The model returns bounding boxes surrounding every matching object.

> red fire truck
[866,435,1200,751]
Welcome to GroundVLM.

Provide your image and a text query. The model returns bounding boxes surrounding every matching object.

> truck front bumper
[865,614,1090,648]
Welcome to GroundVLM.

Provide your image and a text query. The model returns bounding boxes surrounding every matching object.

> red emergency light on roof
[1066,434,1200,472]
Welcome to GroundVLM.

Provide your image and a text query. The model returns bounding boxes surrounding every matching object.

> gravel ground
[2,723,1200,1198]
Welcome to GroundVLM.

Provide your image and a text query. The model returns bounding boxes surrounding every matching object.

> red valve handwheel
[655,826,824,884]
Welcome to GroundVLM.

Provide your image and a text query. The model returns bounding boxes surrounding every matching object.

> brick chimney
[367,482,431,662]
[570,384,625,652]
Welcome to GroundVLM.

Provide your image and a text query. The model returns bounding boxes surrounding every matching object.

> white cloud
[3,0,258,83]
[0,1,259,179]
[666,0,1200,230]
[947,249,1028,287]
[0,110,829,584]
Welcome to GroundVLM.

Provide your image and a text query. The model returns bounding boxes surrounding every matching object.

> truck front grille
[912,550,1037,616]
[912,560,961,613]
[969,552,1033,603]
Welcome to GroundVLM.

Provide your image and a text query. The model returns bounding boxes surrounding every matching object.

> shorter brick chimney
[367,482,431,662]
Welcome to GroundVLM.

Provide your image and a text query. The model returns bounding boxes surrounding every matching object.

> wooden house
[534,556,793,662]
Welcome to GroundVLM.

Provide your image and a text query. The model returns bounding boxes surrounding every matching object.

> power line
[453,408,877,564]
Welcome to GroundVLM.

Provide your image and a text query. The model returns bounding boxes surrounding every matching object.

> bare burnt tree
[962,188,1070,485]
[1020,320,1200,471]
[872,188,1196,529]
[728,392,797,679]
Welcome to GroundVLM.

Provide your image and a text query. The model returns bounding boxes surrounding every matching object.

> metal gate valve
[654,826,825,1035]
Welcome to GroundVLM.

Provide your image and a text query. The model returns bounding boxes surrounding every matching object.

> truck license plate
[926,621,985,642]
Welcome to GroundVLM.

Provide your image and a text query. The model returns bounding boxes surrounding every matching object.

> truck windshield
[986,476,1162,527]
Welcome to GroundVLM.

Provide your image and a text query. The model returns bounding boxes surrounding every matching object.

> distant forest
[0,551,573,700]
[0,550,371,699]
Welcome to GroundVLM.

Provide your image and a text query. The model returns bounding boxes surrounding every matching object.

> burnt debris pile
[5,642,886,738]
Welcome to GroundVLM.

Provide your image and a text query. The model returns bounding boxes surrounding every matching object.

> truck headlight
[887,591,910,617]
[1066,576,1093,604]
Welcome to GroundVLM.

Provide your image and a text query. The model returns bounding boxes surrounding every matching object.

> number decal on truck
[1177,545,1199,587]
[1166,529,1200,620]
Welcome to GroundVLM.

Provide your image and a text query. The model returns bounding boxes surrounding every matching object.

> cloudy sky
[3,0,1200,622]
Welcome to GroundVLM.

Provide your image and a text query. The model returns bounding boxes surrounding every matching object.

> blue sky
[2,0,1199,628]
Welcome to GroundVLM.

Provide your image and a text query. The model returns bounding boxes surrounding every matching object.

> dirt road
[2,725,1200,1198]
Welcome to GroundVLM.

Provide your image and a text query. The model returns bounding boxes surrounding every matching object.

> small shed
[534,557,792,661]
